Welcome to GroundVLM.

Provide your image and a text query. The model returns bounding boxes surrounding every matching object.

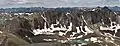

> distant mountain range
[108,6,120,12]
[0,7,80,13]
[0,6,120,13]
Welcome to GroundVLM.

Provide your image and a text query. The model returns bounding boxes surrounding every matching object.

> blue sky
[0,0,120,8]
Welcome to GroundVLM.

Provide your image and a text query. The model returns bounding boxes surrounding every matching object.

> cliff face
[0,7,120,46]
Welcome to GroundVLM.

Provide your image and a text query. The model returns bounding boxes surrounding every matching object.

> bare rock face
[0,7,120,46]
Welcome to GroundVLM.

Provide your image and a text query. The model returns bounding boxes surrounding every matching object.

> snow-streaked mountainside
[0,7,120,46]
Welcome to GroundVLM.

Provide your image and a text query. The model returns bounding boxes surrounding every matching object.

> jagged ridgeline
[0,7,120,46]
